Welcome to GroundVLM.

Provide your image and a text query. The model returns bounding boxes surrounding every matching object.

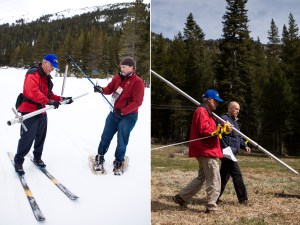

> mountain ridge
[0,2,132,25]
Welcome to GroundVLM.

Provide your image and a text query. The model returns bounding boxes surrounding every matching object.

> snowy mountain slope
[0,68,150,225]
[0,3,129,25]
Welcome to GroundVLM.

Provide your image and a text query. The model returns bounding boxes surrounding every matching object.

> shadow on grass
[151,194,207,213]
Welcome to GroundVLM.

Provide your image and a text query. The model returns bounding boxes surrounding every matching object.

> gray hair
[202,98,209,103]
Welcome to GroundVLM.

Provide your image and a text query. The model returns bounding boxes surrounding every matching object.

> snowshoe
[113,156,129,175]
[88,154,106,174]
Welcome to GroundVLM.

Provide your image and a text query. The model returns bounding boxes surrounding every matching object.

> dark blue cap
[44,54,59,69]
[203,89,224,102]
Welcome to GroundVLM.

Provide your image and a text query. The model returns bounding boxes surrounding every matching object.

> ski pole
[64,53,114,110]
[7,93,89,130]
[151,69,299,175]
[61,64,68,97]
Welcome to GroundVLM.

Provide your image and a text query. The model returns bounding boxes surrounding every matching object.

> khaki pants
[179,156,221,210]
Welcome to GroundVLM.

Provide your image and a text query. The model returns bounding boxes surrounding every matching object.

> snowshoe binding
[89,154,106,174]
[113,156,129,176]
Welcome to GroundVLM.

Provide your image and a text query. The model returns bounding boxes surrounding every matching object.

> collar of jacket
[38,63,52,80]
[118,71,134,80]
[227,113,238,122]
[200,104,213,116]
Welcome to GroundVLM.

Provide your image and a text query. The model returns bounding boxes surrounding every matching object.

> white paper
[222,146,237,162]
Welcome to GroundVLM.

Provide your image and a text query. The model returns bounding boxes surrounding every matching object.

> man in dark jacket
[14,54,72,175]
[93,57,144,175]
[218,101,251,204]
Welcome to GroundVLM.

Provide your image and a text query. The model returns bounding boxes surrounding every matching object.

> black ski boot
[33,158,46,168]
[113,159,124,175]
[93,155,105,173]
[15,163,25,175]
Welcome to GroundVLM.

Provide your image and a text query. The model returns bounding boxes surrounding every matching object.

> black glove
[48,100,61,109]
[113,109,122,119]
[62,97,73,104]
[94,85,103,93]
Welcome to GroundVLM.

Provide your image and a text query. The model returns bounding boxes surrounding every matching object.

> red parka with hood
[18,64,61,113]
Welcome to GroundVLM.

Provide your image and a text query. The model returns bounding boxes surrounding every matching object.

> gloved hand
[62,97,73,104]
[48,100,61,109]
[94,85,103,93]
[113,108,122,119]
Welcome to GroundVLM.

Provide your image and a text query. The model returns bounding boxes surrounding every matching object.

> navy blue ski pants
[14,114,47,165]
[97,112,138,162]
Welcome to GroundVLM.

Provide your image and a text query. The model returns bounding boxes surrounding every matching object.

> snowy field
[0,67,150,225]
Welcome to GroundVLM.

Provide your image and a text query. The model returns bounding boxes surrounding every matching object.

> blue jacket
[220,113,247,155]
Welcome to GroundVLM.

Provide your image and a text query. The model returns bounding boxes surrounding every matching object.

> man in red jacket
[93,57,144,175]
[14,54,72,175]
[172,89,232,213]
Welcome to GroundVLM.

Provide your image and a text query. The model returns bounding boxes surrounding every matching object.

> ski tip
[71,196,79,200]
[36,216,46,221]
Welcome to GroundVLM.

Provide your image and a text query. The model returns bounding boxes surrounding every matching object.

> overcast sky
[0,0,150,18]
[151,0,300,44]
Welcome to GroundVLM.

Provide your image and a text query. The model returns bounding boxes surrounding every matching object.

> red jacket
[188,106,223,158]
[102,71,144,115]
[18,65,61,113]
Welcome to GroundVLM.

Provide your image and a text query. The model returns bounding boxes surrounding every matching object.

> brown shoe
[216,198,224,205]
[205,207,219,214]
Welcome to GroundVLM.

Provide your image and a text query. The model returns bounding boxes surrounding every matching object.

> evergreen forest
[0,0,150,82]
[151,0,300,156]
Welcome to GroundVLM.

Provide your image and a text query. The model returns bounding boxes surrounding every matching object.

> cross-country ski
[28,154,79,200]
[7,152,46,221]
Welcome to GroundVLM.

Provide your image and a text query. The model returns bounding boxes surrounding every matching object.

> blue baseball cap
[44,54,59,69]
[203,89,224,102]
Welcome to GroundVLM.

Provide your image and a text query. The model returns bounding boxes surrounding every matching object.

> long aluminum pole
[61,64,68,97]
[151,70,299,175]
[7,92,89,127]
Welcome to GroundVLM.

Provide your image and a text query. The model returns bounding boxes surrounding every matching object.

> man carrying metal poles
[14,54,73,175]
[151,69,299,175]
[172,89,233,213]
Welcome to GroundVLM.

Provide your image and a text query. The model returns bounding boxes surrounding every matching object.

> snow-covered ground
[0,67,150,225]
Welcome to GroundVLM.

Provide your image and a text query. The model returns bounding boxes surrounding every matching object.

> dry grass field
[151,145,300,225]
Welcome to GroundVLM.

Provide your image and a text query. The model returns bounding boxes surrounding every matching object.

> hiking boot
[205,207,219,214]
[113,159,124,175]
[93,155,105,172]
[216,198,224,205]
[33,158,46,168]
[14,163,25,175]
[172,194,187,208]
[239,199,248,205]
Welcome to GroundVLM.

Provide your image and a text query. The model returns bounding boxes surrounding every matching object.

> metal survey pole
[7,92,89,129]
[61,64,68,97]
[151,69,299,175]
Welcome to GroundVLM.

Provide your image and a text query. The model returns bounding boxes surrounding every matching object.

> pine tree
[119,0,149,76]
[216,0,255,136]
[183,13,212,100]
[281,13,300,155]
[267,19,281,57]
[261,65,292,155]
[151,33,172,142]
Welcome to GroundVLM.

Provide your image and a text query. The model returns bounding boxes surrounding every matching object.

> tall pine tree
[216,0,255,136]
